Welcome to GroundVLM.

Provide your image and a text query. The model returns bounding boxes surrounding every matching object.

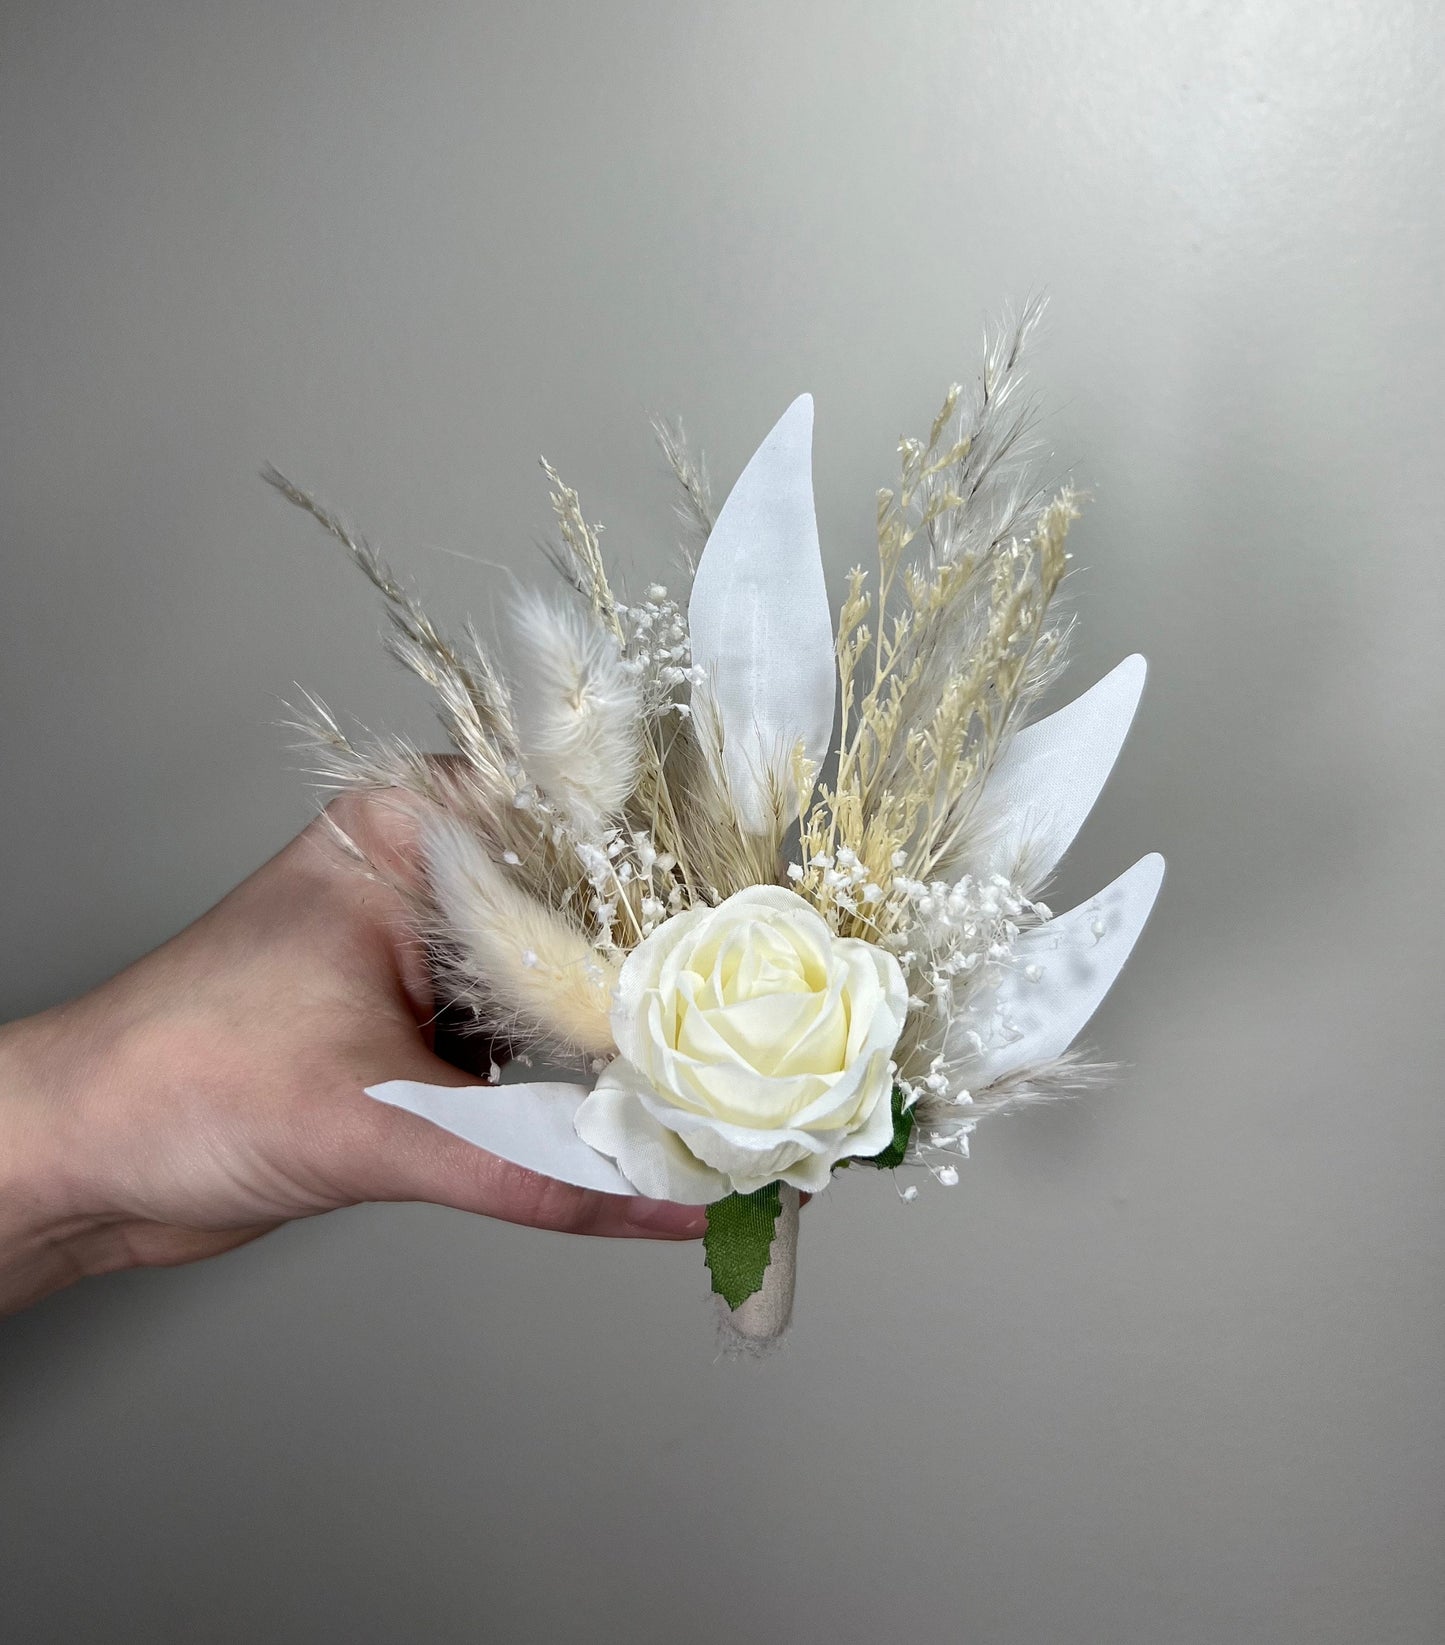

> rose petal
[685,1056,828,1127]
[696,990,828,1076]
[575,1071,729,1204]
[769,971,851,1078]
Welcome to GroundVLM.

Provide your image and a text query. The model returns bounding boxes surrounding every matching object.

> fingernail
[624,1198,708,1236]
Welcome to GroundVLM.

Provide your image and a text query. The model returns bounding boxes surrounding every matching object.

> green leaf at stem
[704,1183,783,1308]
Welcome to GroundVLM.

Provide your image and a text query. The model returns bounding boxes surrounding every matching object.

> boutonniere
[269,308,1161,1351]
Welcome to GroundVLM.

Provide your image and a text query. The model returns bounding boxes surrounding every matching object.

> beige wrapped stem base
[717,1184,800,1351]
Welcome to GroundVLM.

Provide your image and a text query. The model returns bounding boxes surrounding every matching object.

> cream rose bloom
[574,885,909,1203]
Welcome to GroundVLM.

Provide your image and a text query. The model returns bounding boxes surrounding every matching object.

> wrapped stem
[720,1184,799,1350]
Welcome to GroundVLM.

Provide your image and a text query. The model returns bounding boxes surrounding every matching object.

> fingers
[334,1047,706,1241]
[381,1121,708,1239]
[385,1121,708,1239]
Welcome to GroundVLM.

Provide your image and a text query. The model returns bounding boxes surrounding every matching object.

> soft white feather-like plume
[510,589,642,828]
[425,815,618,1060]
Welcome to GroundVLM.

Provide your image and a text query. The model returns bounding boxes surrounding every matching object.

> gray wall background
[2,3,1441,1641]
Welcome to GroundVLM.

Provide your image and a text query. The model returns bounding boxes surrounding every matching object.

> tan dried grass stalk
[798,309,1074,942]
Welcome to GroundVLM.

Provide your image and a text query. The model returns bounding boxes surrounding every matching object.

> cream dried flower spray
[270,310,1162,1349]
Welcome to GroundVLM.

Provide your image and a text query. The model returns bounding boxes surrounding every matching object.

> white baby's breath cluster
[614,584,705,720]
[892,872,1044,1179]
[570,828,681,946]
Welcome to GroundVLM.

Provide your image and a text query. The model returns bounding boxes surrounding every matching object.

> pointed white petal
[366,1079,642,1197]
[687,394,836,832]
[976,655,1148,883]
[967,852,1165,1087]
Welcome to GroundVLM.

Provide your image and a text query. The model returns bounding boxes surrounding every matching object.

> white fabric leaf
[687,393,836,833]
[965,852,1165,1087]
[366,1079,642,1197]
[974,655,1148,884]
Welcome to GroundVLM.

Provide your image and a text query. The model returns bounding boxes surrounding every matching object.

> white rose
[575,885,908,1203]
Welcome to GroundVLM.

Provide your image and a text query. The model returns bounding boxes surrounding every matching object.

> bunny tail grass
[424,813,618,1061]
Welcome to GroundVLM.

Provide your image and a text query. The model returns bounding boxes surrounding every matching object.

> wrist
[0,1011,105,1314]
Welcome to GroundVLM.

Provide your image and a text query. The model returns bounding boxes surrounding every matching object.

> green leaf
[854,1085,915,1170]
[704,1183,783,1308]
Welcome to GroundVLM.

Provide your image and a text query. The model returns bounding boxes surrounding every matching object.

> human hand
[0,792,706,1317]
